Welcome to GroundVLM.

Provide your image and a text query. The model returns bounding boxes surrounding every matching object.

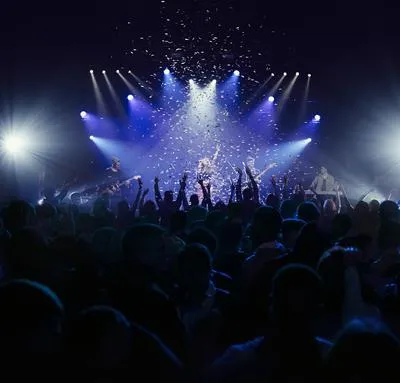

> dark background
[1,1,400,196]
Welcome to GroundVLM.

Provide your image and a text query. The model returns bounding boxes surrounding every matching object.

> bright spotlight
[127,94,134,101]
[211,79,217,84]
[308,73,312,77]
[283,72,287,76]
[296,72,300,76]
[116,69,120,73]
[3,135,25,155]
[102,70,106,74]
[268,96,275,103]
[233,70,240,76]
[189,79,194,84]
[163,68,170,75]
[128,70,132,74]
[314,114,321,121]
[306,137,312,143]
[89,135,94,140]
[89,69,94,74]
[271,73,275,77]
[80,111,87,118]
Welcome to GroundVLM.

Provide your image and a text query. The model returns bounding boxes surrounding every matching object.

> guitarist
[245,156,277,185]
[101,157,131,197]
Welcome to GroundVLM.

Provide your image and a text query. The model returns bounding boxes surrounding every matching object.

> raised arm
[139,188,149,214]
[154,177,162,207]
[212,143,221,165]
[229,178,235,204]
[246,165,259,205]
[282,174,290,200]
[235,167,243,202]
[131,178,143,215]
[175,173,187,211]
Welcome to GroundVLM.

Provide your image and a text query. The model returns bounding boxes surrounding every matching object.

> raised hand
[245,165,252,177]
[143,188,149,197]
[270,176,276,186]
[154,176,159,184]
[236,167,243,176]
[138,177,143,188]
[197,174,204,185]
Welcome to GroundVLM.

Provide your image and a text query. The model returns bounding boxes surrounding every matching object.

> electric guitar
[243,163,277,184]
[254,163,277,183]
[99,175,141,195]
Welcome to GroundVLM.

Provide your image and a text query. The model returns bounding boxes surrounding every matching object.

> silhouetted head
[189,194,199,206]
[164,190,174,204]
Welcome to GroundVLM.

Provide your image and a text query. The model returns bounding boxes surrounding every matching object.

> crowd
[1,164,400,382]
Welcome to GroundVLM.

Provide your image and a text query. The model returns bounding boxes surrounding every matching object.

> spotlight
[296,72,300,76]
[314,114,321,121]
[233,70,240,76]
[268,96,275,103]
[89,135,94,140]
[283,72,287,76]
[127,94,134,101]
[80,111,87,118]
[189,79,194,84]
[116,69,120,73]
[102,70,106,74]
[89,69,94,74]
[271,73,275,77]
[308,73,311,77]
[306,138,312,143]
[3,134,25,155]
[163,68,170,75]
[128,70,132,74]
[211,79,217,84]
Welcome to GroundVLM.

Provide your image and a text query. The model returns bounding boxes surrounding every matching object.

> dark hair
[297,201,320,223]
[187,227,217,255]
[122,224,165,259]
[178,243,212,273]
[251,206,282,247]
[325,319,400,382]
[0,279,64,333]
[271,263,322,317]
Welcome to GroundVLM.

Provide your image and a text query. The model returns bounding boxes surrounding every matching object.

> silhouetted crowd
[1,171,400,382]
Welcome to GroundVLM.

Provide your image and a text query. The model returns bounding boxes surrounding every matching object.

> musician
[105,157,122,183]
[196,144,222,197]
[310,166,335,193]
[102,157,130,198]
[245,156,277,185]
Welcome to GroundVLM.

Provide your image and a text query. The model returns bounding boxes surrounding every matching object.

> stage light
[308,73,311,77]
[127,94,134,101]
[89,135,94,140]
[233,70,240,76]
[211,79,217,84]
[189,79,194,84]
[314,114,321,121]
[306,137,312,143]
[116,69,120,73]
[89,69,94,74]
[283,72,287,76]
[80,111,87,118]
[102,70,106,74]
[268,96,275,103]
[163,68,170,75]
[3,134,25,155]
[128,70,132,73]
[296,72,300,76]
[271,73,275,77]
